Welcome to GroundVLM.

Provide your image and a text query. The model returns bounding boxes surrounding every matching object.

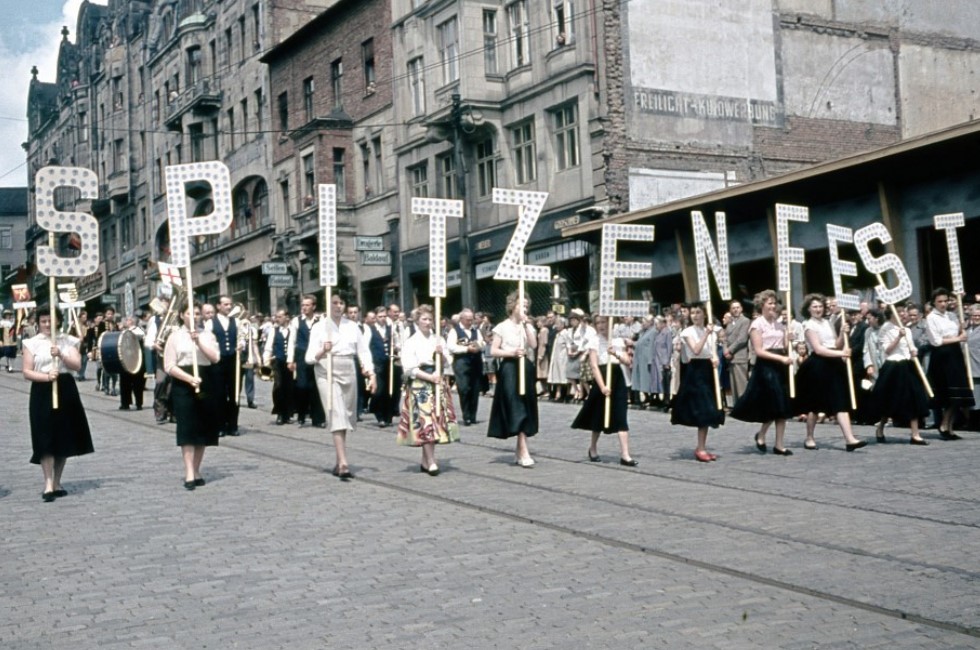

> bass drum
[99,330,143,375]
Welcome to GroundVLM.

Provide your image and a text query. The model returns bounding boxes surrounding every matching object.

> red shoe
[706,452,718,461]
[694,449,712,462]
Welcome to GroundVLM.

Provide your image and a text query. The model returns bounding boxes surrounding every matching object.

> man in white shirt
[286,295,325,427]
[447,308,486,425]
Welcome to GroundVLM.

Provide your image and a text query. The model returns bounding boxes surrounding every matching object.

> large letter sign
[853,222,913,305]
[35,166,100,277]
[492,188,550,283]
[318,184,337,288]
[412,197,464,298]
[599,224,655,317]
[775,203,809,292]
[165,161,233,267]
[691,211,731,301]
[934,213,966,293]
[826,224,859,311]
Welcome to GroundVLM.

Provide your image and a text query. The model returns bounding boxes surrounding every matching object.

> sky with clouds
[0,0,100,188]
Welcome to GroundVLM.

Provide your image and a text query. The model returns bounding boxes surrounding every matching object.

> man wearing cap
[0,308,16,372]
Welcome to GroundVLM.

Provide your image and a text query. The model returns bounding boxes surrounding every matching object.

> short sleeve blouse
[750,316,786,351]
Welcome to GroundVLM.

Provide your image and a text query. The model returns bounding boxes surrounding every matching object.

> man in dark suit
[447,308,486,426]
[368,306,398,427]
[206,295,241,436]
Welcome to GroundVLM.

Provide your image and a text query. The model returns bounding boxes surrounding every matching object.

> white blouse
[803,318,837,351]
[492,319,535,356]
[402,330,452,379]
[23,334,80,373]
[164,328,218,371]
[925,310,960,347]
[305,317,374,373]
[680,326,714,362]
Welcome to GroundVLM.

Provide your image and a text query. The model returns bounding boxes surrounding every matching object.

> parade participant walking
[117,316,146,411]
[22,308,93,502]
[670,302,725,461]
[925,288,975,439]
[287,295,325,428]
[870,309,930,445]
[368,305,400,427]
[447,308,485,426]
[547,317,572,402]
[397,304,458,475]
[205,296,241,436]
[164,302,221,490]
[1,308,16,372]
[306,293,376,480]
[731,290,794,455]
[794,293,868,451]
[488,292,539,467]
[263,309,294,425]
[572,315,637,466]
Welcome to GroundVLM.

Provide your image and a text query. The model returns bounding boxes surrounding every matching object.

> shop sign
[262,262,289,275]
[355,236,384,251]
[446,269,461,288]
[553,215,581,230]
[475,259,500,279]
[361,251,391,266]
[102,293,118,305]
[475,239,492,251]
[267,274,295,288]
[76,263,107,301]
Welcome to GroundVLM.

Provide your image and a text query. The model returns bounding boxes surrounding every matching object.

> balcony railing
[164,78,222,131]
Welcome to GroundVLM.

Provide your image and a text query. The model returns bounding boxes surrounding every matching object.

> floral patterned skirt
[397,375,460,446]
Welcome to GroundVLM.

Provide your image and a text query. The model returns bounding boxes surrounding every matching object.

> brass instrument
[154,285,187,349]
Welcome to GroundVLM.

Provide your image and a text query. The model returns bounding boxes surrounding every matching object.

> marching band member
[368,305,400,427]
[306,293,376,480]
[117,316,145,411]
[22,307,93,502]
[447,308,486,426]
[0,307,16,372]
[286,295,325,428]
[263,309,294,425]
[164,302,221,490]
[205,296,241,436]
[397,304,458,475]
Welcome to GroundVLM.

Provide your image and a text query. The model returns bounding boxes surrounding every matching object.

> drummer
[117,316,146,411]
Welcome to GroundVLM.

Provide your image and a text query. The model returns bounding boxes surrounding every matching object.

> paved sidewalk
[1,371,978,649]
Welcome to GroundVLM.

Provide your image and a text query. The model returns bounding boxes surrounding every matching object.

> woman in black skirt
[670,302,725,462]
[794,294,867,451]
[487,291,538,467]
[731,290,795,455]
[572,315,637,466]
[925,288,975,439]
[871,309,930,445]
[164,302,221,490]
[22,308,93,502]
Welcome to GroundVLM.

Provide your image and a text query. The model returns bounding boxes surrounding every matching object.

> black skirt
[731,355,793,423]
[871,360,930,422]
[572,364,629,433]
[171,365,222,447]
[927,344,976,408]
[487,358,539,438]
[29,375,94,464]
[670,359,725,428]
[793,354,852,415]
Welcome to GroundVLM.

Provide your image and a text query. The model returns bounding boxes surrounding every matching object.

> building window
[227,107,236,150]
[372,136,383,192]
[410,164,429,198]
[333,148,347,200]
[0,227,12,249]
[238,16,246,62]
[121,214,134,252]
[187,46,202,85]
[189,124,205,162]
[483,10,498,75]
[331,59,343,109]
[438,155,457,199]
[360,142,371,197]
[553,103,579,170]
[362,39,376,92]
[408,57,425,116]
[507,0,531,68]
[475,138,497,198]
[254,88,263,133]
[112,77,124,111]
[438,17,460,85]
[512,121,536,184]
[254,181,268,224]
[303,76,315,123]
[277,92,288,131]
[552,1,575,47]
[303,154,316,203]
[280,178,290,217]
[78,112,88,142]
[155,158,164,193]
[224,27,232,66]
[114,139,126,173]
[252,4,261,50]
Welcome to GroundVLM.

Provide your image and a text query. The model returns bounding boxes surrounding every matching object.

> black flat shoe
[619,458,639,467]
[42,491,56,503]
[910,438,929,446]
[754,435,767,453]
[183,481,196,491]
[588,451,600,462]
[845,440,868,452]
[338,466,353,480]
[194,478,206,487]
[938,430,962,440]
[52,489,68,498]
[772,448,793,456]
